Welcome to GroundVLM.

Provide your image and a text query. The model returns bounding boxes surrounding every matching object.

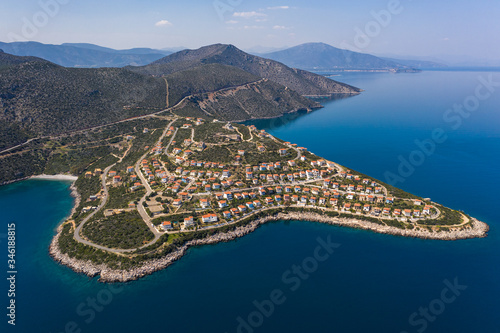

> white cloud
[273,25,289,30]
[233,11,267,18]
[155,20,172,27]
[442,37,450,41]
[267,6,290,10]
[226,20,239,24]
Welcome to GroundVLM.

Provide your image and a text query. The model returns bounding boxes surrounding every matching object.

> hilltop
[129,44,361,96]
[0,54,167,149]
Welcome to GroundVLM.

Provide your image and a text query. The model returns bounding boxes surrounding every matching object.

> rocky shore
[49,211,489,283]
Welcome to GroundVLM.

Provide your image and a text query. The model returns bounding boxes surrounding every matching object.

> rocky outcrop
[49,212,489,283]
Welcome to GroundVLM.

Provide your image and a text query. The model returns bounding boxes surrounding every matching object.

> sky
[1,0,499,63]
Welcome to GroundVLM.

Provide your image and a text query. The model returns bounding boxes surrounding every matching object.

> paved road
[72,118,177,253]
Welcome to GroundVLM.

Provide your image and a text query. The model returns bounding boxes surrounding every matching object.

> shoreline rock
[49,211,489,283]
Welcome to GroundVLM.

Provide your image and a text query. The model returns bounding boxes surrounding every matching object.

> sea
[1,70,499,333]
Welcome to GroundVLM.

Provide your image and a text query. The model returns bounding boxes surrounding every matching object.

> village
[81,116,439,235]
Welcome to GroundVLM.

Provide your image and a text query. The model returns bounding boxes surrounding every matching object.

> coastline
[49,211,489,283]
[30,174,81,219]
[30,174,78,181]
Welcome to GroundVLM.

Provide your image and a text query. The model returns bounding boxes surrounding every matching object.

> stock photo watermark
[341,0,404,55]
[213,0,244,21]
[51,284,124,333]
[384,73,500,186]
[228,235,340,333]
[6,223,16,326]
[7,0,70,42]
[400,277,467,333]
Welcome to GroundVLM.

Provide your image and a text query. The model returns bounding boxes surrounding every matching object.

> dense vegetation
[165,64,259,105]
[82,211,155,249]
[0,57,166,148]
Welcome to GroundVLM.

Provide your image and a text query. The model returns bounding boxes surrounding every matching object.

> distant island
[0,44,487,283]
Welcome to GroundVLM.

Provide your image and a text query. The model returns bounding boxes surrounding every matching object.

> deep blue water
[1,71,499,333]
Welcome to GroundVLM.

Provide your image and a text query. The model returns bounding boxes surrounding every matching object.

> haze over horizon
[1,0,499,65]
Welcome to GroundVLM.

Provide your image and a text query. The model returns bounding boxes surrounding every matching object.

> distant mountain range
[0,41,171,68]
[262,43,446,71]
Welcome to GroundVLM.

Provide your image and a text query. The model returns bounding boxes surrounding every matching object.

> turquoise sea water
[1,71,499,333]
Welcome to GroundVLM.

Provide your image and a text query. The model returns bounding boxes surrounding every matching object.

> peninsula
[44,115,487,282]
[0,46,488,283]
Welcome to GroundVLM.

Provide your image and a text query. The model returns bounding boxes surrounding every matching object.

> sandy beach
[30,174,78,181]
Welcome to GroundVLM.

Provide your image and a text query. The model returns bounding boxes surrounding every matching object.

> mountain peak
[131,44,361,96]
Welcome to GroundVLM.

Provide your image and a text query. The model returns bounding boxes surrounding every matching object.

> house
[383,207,391,215]
[173,199,182,207]
[85,171,93,178]
[113,175,122,183]
[265,197,274,205]
[354,203,362,211]
[184,216,195,227]
[246,202,255,209]
[319,197,326,205]
[386,197,394,204]
[363,204,371,212]
[201,214,218,223]
[218,200,228,208]
[414,200,423,206]
[258,146,266,152]
[161,221,173,231]
[345,193,355,200]
[94,168,102,175]
[238,205,247,212]
[223,211,232,219]
[413,210,421,217]
[279,148,287,156]
[224,192,233,200]
[393,209,402,217]
[253,200,262,208]
[423,206,431,215]
[199,198,210,208]
[343,203,352,210]
[404,209,412,217]
[238,150,246,156]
